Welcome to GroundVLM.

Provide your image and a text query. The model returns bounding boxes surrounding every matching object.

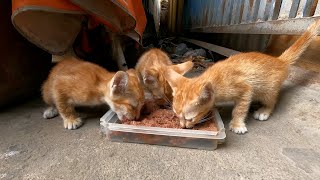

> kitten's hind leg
[229,87,252,134]
[55,96,83,130]
[43,106,59,119]
[253,91,278,121]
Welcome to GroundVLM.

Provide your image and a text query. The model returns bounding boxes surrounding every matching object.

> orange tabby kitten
[164,20,320,134]
[135,48,193,105]
[42,57,144,130]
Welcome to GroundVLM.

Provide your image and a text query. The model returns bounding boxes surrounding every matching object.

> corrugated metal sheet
[182,0,320,52]
[183,0,320,34]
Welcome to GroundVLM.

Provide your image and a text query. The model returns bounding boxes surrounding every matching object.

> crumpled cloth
[11,0,147,55]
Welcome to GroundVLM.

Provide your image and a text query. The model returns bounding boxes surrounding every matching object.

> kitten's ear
[199,83,213,104]
[163,68,184,90]
[142,70,157,86]
[110,71,128,95]
[170,60,194,75]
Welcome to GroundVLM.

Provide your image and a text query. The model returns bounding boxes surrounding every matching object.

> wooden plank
[180,37,241,57]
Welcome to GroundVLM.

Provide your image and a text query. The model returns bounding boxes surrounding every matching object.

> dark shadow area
[0,1,51,109]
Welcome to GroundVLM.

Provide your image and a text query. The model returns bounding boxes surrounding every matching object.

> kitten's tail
[278,19,320,65]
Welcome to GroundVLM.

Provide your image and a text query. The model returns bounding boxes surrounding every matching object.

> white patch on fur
[43,107,59,119]
[229,125,248,134]
[253,110,270,121]
[115,106,127,119]
[63,118,82,130]
[107,102,128,120]
[144,91,153,100]
[184,112,196,121]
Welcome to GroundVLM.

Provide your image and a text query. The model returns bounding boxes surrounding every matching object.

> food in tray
[122,102,218,131]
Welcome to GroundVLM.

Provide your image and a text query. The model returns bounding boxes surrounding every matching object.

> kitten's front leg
[229,90,252,134]
[55,99,83,130]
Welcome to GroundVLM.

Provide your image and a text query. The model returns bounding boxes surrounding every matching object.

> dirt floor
[0,65,320,180]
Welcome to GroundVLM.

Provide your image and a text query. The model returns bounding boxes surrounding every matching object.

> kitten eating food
[163,20,320,134]
[42,57,145,130]
[135,48,194,106]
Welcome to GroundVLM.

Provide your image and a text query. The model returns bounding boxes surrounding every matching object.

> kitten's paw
[43,107,59,119]
[64,118,83,130]
[229,123,248,134]
[253,109,271,121]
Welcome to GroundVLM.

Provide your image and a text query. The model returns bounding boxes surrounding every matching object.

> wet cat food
[122,108,218,131]
[100,109,226,150]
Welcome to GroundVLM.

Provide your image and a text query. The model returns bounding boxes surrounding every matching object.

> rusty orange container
[11,0,146,54]
[11,0,85,54]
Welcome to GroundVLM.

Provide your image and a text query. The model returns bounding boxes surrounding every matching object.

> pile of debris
[156,37,215,71]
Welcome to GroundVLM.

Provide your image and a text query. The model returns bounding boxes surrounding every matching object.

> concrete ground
[0,66,319,180]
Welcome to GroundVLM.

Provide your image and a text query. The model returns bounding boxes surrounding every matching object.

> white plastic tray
[100,109,226,150]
